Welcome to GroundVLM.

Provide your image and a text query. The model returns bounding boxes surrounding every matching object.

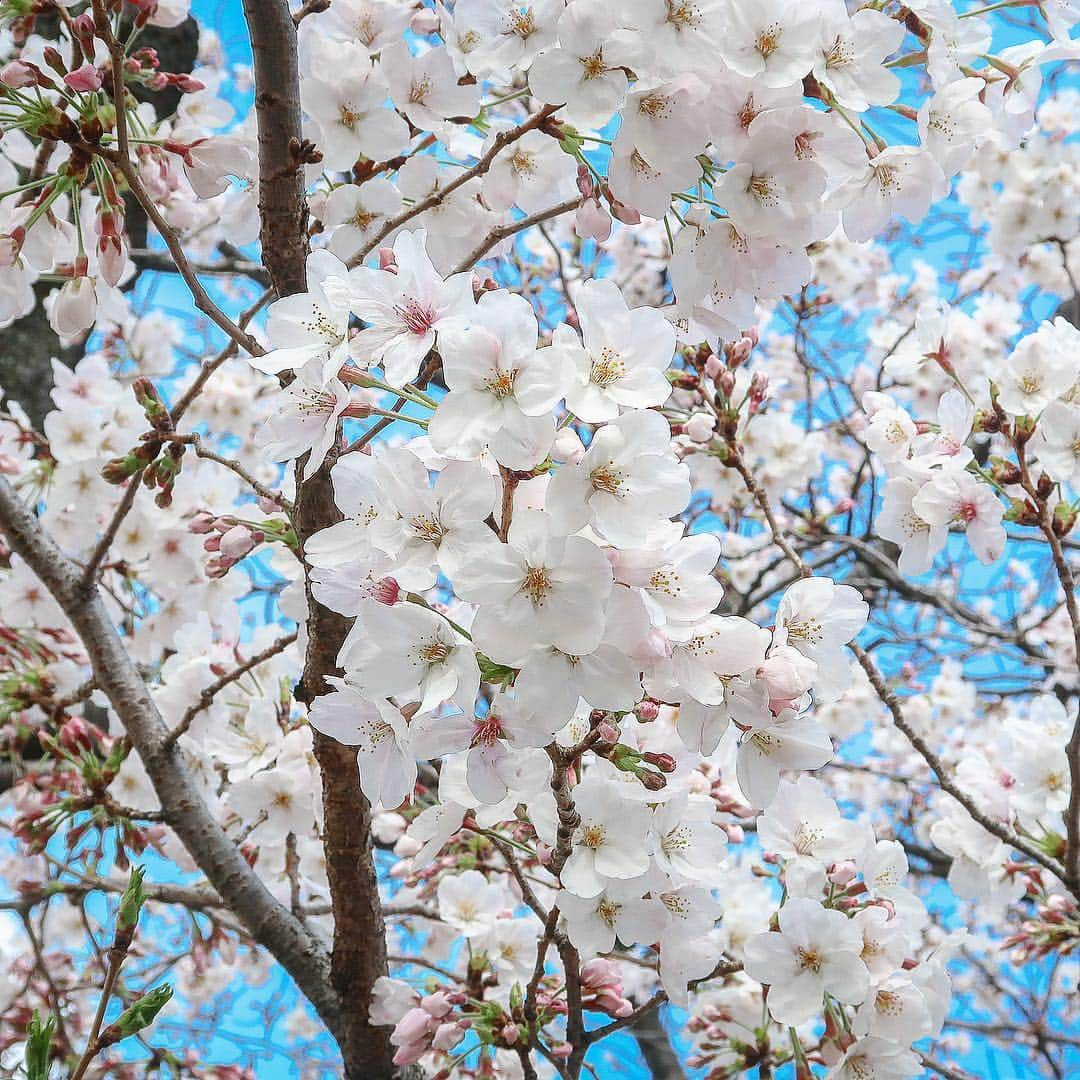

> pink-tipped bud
[219,524,257,560]
[378,247,398,272]
[1,60,38,88]
[372,577,400,605]
[635,699,660,722]
[597,720,619,743]
[64,63,103,92]
[189,511,216,534]
[171,74,206,93]
[576,164,596,199]
[609,198,641,225]
[575,198,612,242]
[827,860,858,886]
[410,7,440,33]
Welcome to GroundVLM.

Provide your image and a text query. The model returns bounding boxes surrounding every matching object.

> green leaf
[117,866,147,933]
[24,1011,56,1080]
[476,653,518,688]
[99,984,173,1049]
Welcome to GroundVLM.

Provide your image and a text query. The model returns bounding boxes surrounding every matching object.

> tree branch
[0,476,341,1038]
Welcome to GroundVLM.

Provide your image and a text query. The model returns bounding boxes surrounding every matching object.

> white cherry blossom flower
[528,1,632,128]
[554,279,675,422]
[308,680,417,808]
[452,509,614,666]
[338,601,479,714]
[381,41,481,129]
[743,897,869,1026]
[561,777,653,897]
[736,707,834,809]
[429,290,569,469]
[546,408,691,547]
[342,228,476,387]
[250,249,354,383]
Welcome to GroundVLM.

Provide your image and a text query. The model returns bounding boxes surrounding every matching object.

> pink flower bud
[597,720,619,743]
[575,164,596,199]
[432,1022,464,1051]
[704,354,724,380]
[501,1023,520,1044]
[189,511,216,534]
[575,199,612,242]
[410,7,440,33]
[97,233,127,287]
[219,524,257,560]
[378,247,398,272]
[1,61,38,88]
[50,275,98,337]
[171,74,206,93]
[551,427,586,464]
[372,577,400,605]
[421,992,451,1019]
[64,63,103,92]
[609,198,641,225]
[685,413,716,443]
[828,860,858,886]
[728,337,753,367]
[635,699,660,722]
[392,1007,433,1046]
[59,716,94,751]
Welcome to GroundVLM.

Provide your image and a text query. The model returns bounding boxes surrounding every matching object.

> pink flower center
[396,297,436,335]
[471,714,505,748]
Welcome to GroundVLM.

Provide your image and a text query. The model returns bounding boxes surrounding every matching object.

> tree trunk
[240,2,399,1074]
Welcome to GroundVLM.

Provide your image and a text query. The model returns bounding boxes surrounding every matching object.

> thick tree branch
[241,3,401,1076]
[0,476,341,1037]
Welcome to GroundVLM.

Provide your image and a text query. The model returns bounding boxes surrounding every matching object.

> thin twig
[163,630,298,749]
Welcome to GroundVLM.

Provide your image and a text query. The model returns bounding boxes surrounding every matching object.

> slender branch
[451,196,583,275]
[177,432,294,512]
[348,105,560,268]
[70,947,125,1080]
[163,630,298,749]
[728,447,1071,887]
[0,477,341,1038]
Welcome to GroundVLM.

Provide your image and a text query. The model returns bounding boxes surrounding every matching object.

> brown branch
[240,4,400,1076]
[0,476,341,1039]
[450,196,583,275]
[1014,439,1080,892]
[175,432,294,512]
[162,630,298,749]
[348,105,560,268]
[727,446,1071,889]
[243,0,309,298]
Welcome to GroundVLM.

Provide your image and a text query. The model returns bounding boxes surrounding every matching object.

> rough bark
[240,3,399,1075]
[241,0,309,298]
[295,456,399,1079]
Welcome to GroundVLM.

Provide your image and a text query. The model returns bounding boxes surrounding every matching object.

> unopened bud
[410,7,440,33]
